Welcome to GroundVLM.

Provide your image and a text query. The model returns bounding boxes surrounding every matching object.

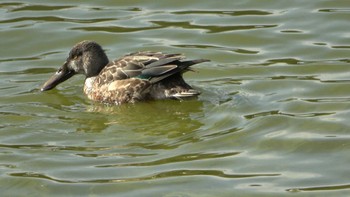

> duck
[41,40,209,105]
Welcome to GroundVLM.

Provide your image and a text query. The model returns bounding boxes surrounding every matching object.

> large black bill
[41,63,75,91]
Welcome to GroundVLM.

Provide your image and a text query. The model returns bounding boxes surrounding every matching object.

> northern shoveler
[41,40,209,105]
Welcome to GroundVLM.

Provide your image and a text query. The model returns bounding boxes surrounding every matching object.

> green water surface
[0,0,350,196]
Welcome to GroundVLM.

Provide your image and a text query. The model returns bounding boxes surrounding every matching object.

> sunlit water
[1,0,350,196]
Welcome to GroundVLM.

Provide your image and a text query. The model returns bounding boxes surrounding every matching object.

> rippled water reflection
[1,0,350,196]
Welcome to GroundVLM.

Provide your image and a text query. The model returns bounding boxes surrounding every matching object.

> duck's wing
[97,52,184,84]
[97,51,209,85]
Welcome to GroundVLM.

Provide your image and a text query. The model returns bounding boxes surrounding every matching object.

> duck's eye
[76,51,83,58]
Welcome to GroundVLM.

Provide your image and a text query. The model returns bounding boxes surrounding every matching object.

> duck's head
[41,40,109,91]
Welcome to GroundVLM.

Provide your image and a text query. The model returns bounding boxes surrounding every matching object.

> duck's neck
[85,54,109,78]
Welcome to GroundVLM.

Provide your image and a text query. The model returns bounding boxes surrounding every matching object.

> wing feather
[95,52,207,86]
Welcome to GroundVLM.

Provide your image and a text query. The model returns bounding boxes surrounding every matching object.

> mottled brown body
[84,77,150,105]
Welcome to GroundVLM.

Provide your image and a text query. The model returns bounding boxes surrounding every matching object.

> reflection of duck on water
[86,99,204,136]
[41,40,209,105]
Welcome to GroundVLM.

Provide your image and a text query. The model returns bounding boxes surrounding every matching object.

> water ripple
[0,16,115,25]
[172,10,273,16]
[0,143,110,152]
[76,152,155,158]
[301,97,350,103]
[71,21,277,34]
[317,8,350,13]
[261,58,305,65]
[287,183,350,192]
[96,152,240,167]
[0,51,59,63]
[10,170,280,184]
[9,4,74,12]
[244,110,334,119]
[173,44,259,54]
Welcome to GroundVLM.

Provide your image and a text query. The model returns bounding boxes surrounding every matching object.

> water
[1,0,350,196]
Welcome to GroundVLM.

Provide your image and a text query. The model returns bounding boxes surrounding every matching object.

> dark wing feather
[96,51,208,85]
[146,56,183,68]
[140,65,178,78]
